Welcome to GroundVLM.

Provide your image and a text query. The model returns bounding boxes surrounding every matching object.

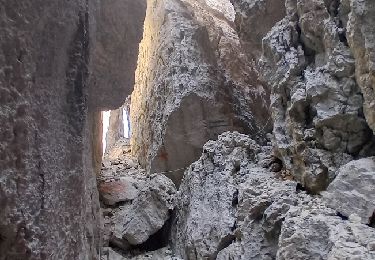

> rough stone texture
[277,199,375,260]
[99,177,139,206]
[121,174,176,245]
[99,140,177,248]
[172,132,296,259]
[102,247,182,260]
[347,0,375,134]
[0,1,100,259]
[90,0,146,110]
[230,0,286,61]
[323,157,375,225]
[0,1,146,259]
[230,0,375,193]
[130,0,271,185]
[172,132,375,260]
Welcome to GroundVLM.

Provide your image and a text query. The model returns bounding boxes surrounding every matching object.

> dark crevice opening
[134,211,173,252]
[232,189,239,207]
[336,212,349,221]
[231,221,237,232]
[337,21,349,46]
[296,183,306,193]
[305,105,316,128]
[211,234,236,260]
[368,211,375,228]
[107,212,173,257]
[295,24,316,67]
[327,0,340,17]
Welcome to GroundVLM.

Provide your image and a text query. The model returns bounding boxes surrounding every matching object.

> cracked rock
[323,157,375,225]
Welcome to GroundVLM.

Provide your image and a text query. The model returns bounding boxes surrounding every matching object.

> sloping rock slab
[323,157,375,224]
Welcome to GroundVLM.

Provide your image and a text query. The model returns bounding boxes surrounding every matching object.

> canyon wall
[0,0,145,259]
[231,0,375,193]
[101,0,375,259]
[130,0,271,185]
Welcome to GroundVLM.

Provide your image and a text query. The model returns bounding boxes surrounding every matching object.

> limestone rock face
[347,0,375,133]
[323,157,375,224]
[0,1,100,259]
[130,0,271,185]
[0,1,146,259]
[277,200,375,260]
[172,132,375,260]
[231,0,375,193]
[172,132,260,259]
[172,132,298,259]
[90,0,146,110]
[230,0,286,60]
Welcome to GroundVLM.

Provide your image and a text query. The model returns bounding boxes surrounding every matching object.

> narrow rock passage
[2,0,375,259]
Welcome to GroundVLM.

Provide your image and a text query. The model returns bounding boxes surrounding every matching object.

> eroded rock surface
[231,0,375,193]
[230,0,286,61]
[130,0,271,185]
[347,0,375,133]
[102,247,182,260]
[0,1,100,259]
[0,0,146,259]
[323,157,375,225]
[278,199,375,260]
[90,0,146,110]
[172,132,297,259]
[171,132,375,260]
[99,140,176,257]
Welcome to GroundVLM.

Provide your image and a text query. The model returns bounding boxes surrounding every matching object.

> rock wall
[168,132,375,260]
[347,0,375,133]
[90,0,147,110]
[130,0,271,185]
[0,0,146,259]
[231,0,375,193]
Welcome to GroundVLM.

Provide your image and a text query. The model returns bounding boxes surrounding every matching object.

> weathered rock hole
[336,212,349,221]
[212,234,236,259]
[296,24,317,66]
[296,183,306,193]
[135,212,173,251]
[232,189,239,207]
[369,211,375,228]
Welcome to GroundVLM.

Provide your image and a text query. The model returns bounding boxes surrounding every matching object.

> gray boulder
[121,174,176,245]
[277,199,375,260]
[324,157,375,224]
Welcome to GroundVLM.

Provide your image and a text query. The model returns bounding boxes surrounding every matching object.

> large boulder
[323,157,375,224]
[120,174,176,245]
[99,177,139,206]
[277,199,375,260]
[130,0,271,185]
